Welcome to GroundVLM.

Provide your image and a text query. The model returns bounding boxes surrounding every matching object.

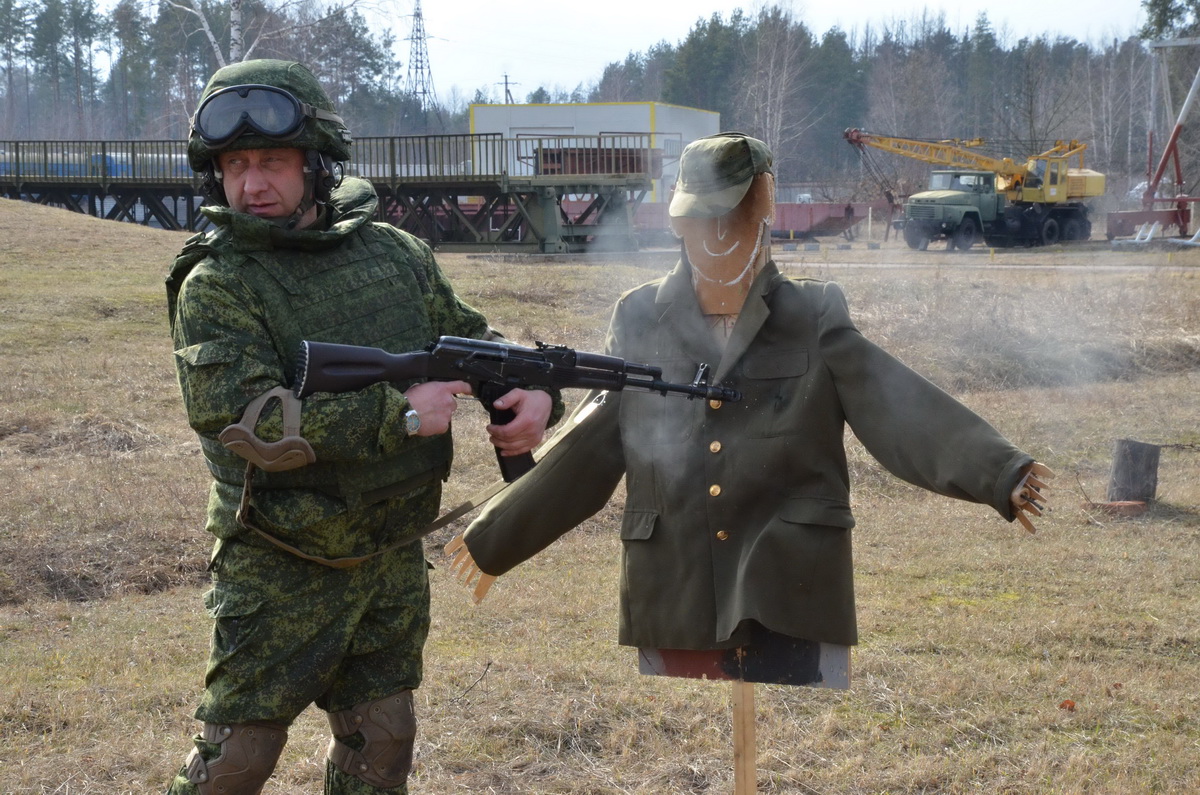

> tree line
[1,0,1195,197]
[582,6,1177,200]
[0,0,427,140]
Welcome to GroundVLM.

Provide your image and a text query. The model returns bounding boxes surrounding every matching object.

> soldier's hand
[1010,461,1054,533]
[404,380,472,436]
[487,388,553,455]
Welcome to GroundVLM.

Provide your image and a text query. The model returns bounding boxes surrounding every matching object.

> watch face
[405,410,421,435]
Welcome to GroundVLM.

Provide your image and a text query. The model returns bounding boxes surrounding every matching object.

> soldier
[451,132,1051,670]
[164,60,556,794]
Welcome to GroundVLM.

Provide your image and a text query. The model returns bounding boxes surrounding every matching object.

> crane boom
[844,128,1022,176]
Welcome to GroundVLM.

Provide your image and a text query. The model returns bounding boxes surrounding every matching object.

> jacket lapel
[655,261,723,368]
[653,260,783,385]
[714,261,779,383]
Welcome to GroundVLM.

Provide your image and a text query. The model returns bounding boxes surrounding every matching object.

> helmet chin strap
[284,150,341,229]
[284,151,322,230]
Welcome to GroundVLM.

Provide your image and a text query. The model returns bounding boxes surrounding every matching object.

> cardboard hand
[443,533,496,603]
[1010,461,1054,533]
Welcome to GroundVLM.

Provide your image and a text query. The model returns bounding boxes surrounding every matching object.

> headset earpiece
[201,163,229,206]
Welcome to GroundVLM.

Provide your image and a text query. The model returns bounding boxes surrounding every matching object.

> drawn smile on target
[702,239,741,258]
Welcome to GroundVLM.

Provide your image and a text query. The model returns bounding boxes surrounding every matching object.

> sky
[407,0,1147,105]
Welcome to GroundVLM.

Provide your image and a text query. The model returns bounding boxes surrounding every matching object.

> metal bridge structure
[0,133,668,253]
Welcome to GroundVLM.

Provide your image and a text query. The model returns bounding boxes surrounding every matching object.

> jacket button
[709,440,722,453]
[716,530,730,540]
[709,484,721,497]
[708,399,723,410]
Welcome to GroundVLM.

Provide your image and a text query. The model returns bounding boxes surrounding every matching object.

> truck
[844,129,1107,250]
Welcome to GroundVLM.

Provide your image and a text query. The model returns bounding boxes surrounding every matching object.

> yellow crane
[844,129,1106,248]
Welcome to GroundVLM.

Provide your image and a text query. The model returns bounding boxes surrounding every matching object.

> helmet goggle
[192,84,345,148]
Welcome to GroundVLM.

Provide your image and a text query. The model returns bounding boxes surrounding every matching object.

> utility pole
[498,73,518,104]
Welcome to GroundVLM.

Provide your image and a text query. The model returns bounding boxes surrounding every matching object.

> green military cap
[668,132,773,218]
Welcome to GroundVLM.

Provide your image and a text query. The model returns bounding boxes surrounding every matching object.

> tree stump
[1106,439,1160,502]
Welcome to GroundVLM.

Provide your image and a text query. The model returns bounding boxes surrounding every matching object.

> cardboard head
[669,132,773,219]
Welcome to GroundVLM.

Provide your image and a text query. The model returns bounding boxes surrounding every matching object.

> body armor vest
[169,217,453,520]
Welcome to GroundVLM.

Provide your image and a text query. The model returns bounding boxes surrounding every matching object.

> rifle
[294,335,741,482]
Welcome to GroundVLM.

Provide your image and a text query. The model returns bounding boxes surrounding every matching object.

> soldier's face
[217,147,311,225]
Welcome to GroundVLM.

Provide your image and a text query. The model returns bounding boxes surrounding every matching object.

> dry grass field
[2,196,1199,793]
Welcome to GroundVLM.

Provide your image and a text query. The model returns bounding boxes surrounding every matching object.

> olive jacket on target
[463,259,1032,650]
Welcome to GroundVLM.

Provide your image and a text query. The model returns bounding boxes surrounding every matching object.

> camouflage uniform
[163,60,523,794]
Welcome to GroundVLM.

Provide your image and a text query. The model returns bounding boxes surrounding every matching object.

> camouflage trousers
[166,536,430,793]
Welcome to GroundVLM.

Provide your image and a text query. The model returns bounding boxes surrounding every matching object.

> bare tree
[0,0,29,136]
[161,0,371,66]
[864,14,963,140]
[733,4,818,182]
[1085,37,1150,180]
[998,37,1094,154]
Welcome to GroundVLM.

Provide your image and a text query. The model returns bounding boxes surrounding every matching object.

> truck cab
[903,169,1004,250]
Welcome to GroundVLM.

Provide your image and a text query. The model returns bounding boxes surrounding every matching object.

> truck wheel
[953,218,978,251]
[903,223,929,251]
[1063,217,1085,241]
[1041,218,1061,245]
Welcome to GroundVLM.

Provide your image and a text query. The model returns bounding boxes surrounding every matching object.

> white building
[469,101,719,202]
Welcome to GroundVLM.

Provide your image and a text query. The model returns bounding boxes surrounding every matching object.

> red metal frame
[1108,57,1200,239]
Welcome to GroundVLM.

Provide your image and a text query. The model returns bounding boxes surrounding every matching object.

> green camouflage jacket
[167,177,493,561]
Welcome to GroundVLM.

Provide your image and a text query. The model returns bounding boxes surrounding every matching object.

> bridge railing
[0,140,192,182]
[1,133,663,186]
[344,133,662,183]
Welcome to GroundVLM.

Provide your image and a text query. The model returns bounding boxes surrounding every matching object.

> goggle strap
[300,102,345,127]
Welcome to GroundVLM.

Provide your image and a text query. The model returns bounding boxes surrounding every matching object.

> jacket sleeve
[463,389,625,575]
[172,261,422,463]
[817,282,1031,519]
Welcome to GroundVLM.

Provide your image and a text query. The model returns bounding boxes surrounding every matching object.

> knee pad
[326,689,416,788]
[184,721,287,795]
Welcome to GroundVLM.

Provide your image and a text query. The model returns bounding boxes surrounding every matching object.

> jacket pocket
[173,341,245,413]
[619,373,702,444]
[175,339,243,368]
[203,582,267,656]
[740,347,810,438]
[750,500,855,607]
[778,496,855,530]
[620,510,658,541]
[204,581,266,618]
[743,347,808,379]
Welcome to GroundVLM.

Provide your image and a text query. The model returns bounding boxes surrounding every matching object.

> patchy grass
[2,198,1200,792]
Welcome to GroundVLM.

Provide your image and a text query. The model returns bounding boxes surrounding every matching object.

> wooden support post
[732,680,756,794]
[1107,439,1161,502]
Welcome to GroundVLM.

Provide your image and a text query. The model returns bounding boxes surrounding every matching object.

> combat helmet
[188,59,353,221]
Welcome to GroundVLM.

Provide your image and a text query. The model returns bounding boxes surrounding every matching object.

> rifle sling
[233,390,606,569]
[235,461,450,569]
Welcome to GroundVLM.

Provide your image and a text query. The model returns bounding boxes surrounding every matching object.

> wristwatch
[403,409,421,436]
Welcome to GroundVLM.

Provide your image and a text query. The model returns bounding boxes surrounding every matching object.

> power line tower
[404,0,437,113]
